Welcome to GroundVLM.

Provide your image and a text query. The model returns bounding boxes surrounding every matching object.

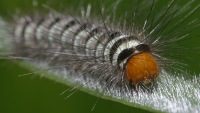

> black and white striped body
[13,14,149,71]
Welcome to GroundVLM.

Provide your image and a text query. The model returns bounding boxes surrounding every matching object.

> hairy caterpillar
[0,0,200,113]
[13,14,159,91]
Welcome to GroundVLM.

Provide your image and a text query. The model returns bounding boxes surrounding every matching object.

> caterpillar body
[1,0,200,112]
[13,14,158,91]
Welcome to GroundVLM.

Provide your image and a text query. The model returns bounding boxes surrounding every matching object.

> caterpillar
[13,13,159,91]
[1,0,200,112]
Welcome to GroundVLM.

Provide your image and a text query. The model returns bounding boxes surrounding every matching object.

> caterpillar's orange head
[125,52,158,87]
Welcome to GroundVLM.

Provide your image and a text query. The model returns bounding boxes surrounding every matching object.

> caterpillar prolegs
[1,0,200,112]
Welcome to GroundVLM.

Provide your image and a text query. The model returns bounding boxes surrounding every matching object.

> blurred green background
[0,0,200,113]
